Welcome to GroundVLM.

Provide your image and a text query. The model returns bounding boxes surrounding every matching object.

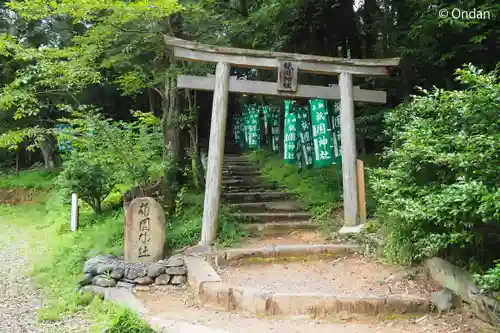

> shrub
[474,261,500,295]
[56,108,168,213]
[56,152,116,214]
[370,64,500,266]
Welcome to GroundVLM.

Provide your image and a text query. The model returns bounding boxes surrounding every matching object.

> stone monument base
[79,254,187,289]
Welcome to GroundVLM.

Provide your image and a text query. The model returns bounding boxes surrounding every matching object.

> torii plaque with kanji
[278,60,298,92]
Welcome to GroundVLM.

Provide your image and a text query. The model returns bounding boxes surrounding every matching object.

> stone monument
[125,197,165,263]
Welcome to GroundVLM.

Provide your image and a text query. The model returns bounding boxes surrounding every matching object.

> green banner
[244,103,260,149]
[329,101,342,160]
[269,106,280,152]
[233,114,245,148]
[295,105,314,168]
[263,105,269,135]
[309,99,334,168]
[283,100,296,164]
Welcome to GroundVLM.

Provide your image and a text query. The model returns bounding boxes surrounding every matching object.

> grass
[167,187,248,249]
[0,168,246,332]
[246,150,381,231]
[0,168,58,190]
[247,150,343,231]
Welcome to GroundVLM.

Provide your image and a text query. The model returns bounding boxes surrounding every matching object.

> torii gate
[163,36,400,246]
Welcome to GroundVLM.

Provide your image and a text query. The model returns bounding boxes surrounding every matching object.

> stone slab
[184,256,222,294]
[125,197,165,263]
[338,224,365,234]
[230,287,271,315]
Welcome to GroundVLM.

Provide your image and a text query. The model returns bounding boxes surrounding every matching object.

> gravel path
[217,255,436,297]
[0,220,90,333]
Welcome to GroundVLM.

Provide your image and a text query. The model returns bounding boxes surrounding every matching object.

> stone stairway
[222,154,317,235]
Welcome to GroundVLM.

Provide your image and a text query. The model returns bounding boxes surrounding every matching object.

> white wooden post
[338,72,361,233]
[200,61,230,245]
[70,193,79,231]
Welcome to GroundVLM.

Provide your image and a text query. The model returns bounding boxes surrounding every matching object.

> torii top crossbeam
[163,36,399,245]
[164,36,399,77]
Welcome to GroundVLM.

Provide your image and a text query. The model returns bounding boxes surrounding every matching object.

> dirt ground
[217,254,439,297]
[138,285,495,333]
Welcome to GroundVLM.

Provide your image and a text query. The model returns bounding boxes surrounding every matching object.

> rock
[147,263,166,278]
[116,281,134,290]
[170,275,187,285]
[135,285,151,292]
[155,274,171,285]
[83,254,118,275]
[92,276,117,288]
[165,256,184,267]
[110,267,125,280]
[431,288,454,312]
[125,197,165,262]
[96,263,117,275]
[166,266,187,275]
[425,257,479,304]
[121,278,137,284]
[78,274,94,287]
[135,276,154,285]
[82,285,106,298]
[124,266,146,280]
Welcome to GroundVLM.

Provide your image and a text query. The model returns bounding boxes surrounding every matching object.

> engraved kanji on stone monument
[125,197,165,263]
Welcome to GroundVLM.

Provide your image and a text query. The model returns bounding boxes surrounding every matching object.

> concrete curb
[185,244,431,317]
[193,244,364,265]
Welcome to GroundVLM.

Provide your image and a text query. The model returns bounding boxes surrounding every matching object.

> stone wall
[79,254,187,289]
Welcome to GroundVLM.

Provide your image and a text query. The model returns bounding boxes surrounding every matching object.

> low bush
[0,168,57,190]
[370,64,500,267]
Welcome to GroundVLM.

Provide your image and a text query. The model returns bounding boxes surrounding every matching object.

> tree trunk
[15,146,20,174]
[162,68,180,212]
[148,88,156,115]
[185,89,204,188]
[161,12,184,213]
[40,134,57,170]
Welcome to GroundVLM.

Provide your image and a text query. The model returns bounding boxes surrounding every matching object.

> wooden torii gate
[163,36,400,246]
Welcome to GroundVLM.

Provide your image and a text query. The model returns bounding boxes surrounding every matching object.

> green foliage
[475,261,500,295]
[0,168,57,189]
[56,154,116,214]
[371,65,500,266]
[55,109,167,213]
[105,309,155,333]
[167,187,247,249]
[247,150,343,229]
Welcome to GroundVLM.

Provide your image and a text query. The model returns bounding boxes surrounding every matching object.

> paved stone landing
[183,244,431,317]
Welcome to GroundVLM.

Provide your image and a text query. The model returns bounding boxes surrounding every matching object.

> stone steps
[222,170,260,177]
[222,177,258,185]
[223,186,279,193]
[222,191,295,203]
[222,154,315,236]
[229,201,304,213]
[222,165,256,172]
[230,212,311,223]
[239,221,318,235]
